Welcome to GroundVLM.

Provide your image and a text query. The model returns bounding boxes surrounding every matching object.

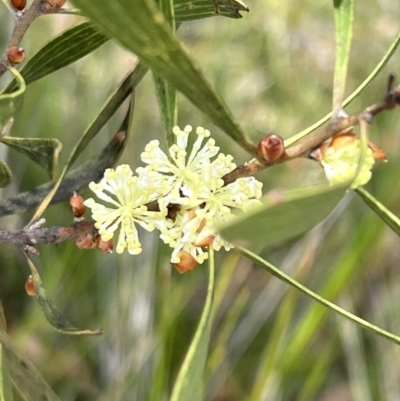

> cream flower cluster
[85,125,263,266]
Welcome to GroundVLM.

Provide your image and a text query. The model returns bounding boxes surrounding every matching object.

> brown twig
[0,220,97,248]
[223,78,400,185]
[0,0,70,78]
[1,77,400,246]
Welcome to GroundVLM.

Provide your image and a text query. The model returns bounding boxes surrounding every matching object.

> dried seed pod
[257,134,285,163]
[25,275,36,296]
[11,0,26,10]
[7,46,25,65]
[69,192,86,217]
[98,238,114,253]
[172,251,198,273]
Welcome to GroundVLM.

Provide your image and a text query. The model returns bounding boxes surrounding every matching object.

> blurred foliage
[1,0,400,400]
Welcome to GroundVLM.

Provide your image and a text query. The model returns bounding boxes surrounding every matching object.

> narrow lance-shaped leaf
[355,187,400,235]
[0,137,62,180]
[332,0,354,112]
[0,127,128,217]
[154,0,178,147]
[0,302,60,401]
[29,67,142,222]
[0,304,13,401]
[219,182,348,251]
[220,115,370,250]
[240,247,400,345]
[174,0,248,20]
[0,162,12,189]
[71,0,256,156]
[4,0,247,93]
[25,255,102,335]
[170,247,215,401]
[4,22,109,93]
[0,67,25,134]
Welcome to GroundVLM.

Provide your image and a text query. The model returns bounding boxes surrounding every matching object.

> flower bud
[257,134,285,163]
[193,235,215,247]
[25,275,36,296]
[172,251,198,273]
[368,140,387,162]
[69,192,86,218]
[75,234,99,249]
[11,0,26,10]
[98,238,114,253]
[7,46,25,65]
[46,0,66,8]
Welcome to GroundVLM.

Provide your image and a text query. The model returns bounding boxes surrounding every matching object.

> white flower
[158,176,263,264]
[84,164,167,255]
[141,125,236,206]
[85,125,264,268]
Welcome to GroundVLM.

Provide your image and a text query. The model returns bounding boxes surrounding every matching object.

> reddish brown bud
[75,234,99,249]
[329,132,357,150]
[172,251,198,273]
[11,0,26,10]
[46,0,66,8]
[98,238,114,253]
[69,192,86,218]
[25,275,36,296]
[368,140,387,162]
[257,134,285,163]
[193,235,215,247]
[7,46,25,65]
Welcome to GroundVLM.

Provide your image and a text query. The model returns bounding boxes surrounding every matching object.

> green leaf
[29,65,143,222]
[355,187,400,235]
[70,0,256,156]
[154,76,178,147]
[0,162,12,189]
[4,22,109,93]
[0,137,62,180]
[219,183,347,251]
[240,247,400,345]
[0,123,128,217]
[332,0,354,112]
[170,247,215,401]
[154,0,178,147]
[0,304,13,401]
[25,256,102,335]
[0,67,25,134]
[0,303,60,401]
[174,0,249,20]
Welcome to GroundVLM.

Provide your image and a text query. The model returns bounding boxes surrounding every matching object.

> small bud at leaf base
[172,251,198,273]
[70,192,86,217]
[7,46,25,65]
[25,275,36,296]
[257,134,285,162]
[98,238,114,253]
[11,0,26,10]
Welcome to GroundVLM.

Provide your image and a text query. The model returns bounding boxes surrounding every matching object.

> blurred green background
[1,0,400,400]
